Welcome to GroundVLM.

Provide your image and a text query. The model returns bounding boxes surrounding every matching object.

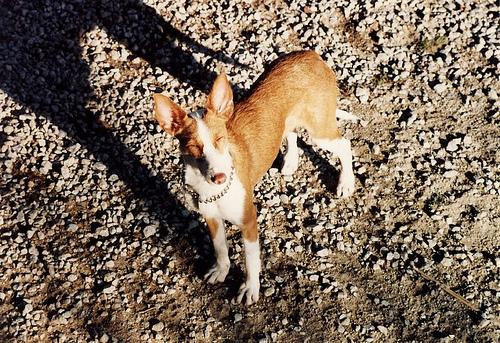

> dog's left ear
[206,72,234,119]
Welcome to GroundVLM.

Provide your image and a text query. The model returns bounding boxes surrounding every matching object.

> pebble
[143,225,157,238]
[96,227,110,237]
[103,285,116,294]
[441,258,453,267]
[355,87,370,104]
[264,287,275,297]
[434,83,448,94]
[377,325,388,335]
[22,304,33,316]
[316,249,330,257]
[446,138,461,152]
[444,170,459,178]
[152,322,164,332]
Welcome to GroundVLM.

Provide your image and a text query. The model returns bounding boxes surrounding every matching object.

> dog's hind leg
[281,132,299,175]
[313,136,355,197]
[305,109,355,197]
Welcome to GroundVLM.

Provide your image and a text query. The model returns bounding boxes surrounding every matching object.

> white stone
[446,138,461,152]
[434,83,447,94]
[355,87,370,104]
[143,225,157,238]
[377,325,388,335]
[152,322,164,332]
[103,285,115,294]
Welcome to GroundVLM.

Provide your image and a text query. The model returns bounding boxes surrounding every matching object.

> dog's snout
[211,173,227,185]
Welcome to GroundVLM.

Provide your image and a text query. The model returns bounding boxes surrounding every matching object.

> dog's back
[228,50,340,187]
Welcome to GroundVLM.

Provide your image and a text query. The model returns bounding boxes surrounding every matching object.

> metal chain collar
[184,167,235,204]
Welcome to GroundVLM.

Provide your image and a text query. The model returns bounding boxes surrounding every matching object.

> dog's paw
[235,280,260,305]
[281,153,299,176]
[204,262,229,284]
[336,170,355,198]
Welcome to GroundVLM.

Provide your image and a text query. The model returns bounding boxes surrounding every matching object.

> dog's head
[153,73,234,185]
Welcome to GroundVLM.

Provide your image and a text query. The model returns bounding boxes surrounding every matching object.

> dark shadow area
[297,137,340,193]
[0,0,243,272]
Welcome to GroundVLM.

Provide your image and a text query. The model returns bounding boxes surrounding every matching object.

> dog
[153,50,356,305]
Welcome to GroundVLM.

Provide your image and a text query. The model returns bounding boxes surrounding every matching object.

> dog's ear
[206,72,234,119]
[153,94,188,136]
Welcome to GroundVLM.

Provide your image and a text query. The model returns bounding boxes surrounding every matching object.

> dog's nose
[211,173,227,185]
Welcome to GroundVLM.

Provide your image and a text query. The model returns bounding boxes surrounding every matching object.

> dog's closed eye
[213,136,226,149]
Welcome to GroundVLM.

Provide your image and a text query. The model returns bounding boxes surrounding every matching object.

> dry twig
[413,266,480,312]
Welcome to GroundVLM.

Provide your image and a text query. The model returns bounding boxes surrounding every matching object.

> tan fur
[229,51,341,188]
[227,51,341,238]
[205,217,220,239]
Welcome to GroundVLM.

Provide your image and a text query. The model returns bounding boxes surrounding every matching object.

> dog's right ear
[153,94,188,136]
[206,72,234,119]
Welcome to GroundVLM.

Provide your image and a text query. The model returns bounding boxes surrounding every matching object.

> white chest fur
[185,164,246,226]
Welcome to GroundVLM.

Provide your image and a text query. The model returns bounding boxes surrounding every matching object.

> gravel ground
[1,0,499,342]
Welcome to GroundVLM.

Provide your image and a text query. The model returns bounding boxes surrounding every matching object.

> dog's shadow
[299,137,341,193]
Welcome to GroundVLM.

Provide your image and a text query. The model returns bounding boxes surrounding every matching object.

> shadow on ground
[0,0,247,268]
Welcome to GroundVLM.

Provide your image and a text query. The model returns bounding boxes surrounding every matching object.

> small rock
[446,138,461,152]
[317,248,330,257]
[143,225,157,238]
[309,274,319,282]
[95,162,107,171]
[441,258,452,267]
[444,170,459,178]
[264,287,275,297]
[434,83,447,94]
[103,285,115,294]
[22,303,33,316]
[62,311,72,319]
[355,87,370,104]
[96,227,109,237]
[100,333,110,343]
[377,325,388,335]
[152,322,164,332]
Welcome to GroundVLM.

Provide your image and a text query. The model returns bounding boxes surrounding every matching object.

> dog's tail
[336,109,360,122]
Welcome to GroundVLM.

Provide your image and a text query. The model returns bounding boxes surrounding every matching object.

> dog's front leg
[204,217,230,283]
[236,202,261,305]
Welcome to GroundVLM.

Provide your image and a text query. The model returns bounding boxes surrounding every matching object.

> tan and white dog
[153,51,356,305]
